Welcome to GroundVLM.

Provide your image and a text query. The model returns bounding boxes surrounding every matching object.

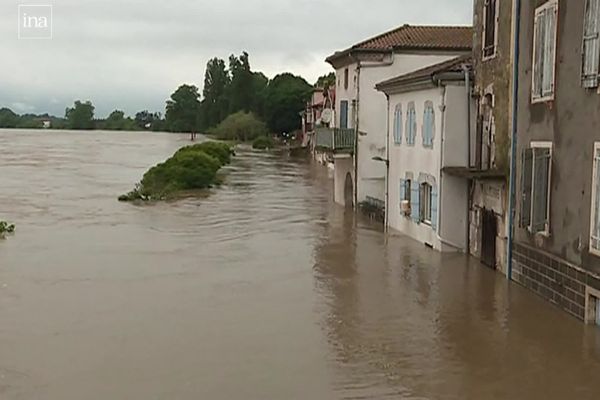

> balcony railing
[315,127,356,153]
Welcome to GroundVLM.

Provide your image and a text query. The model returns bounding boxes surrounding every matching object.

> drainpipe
[463,64,472,254]
[385,93,391,231]
[507,0,522,281]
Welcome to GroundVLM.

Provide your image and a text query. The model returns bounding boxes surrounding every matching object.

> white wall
[333,156,354,207]
[386,83,469,252]
[354,53,464,204]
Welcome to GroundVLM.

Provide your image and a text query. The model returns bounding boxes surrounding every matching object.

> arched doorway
[344,172,353,208]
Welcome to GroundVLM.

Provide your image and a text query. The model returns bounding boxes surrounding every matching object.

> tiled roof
[327,25,472,63]
[376,55,472,90]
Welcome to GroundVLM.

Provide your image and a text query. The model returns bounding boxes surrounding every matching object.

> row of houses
[307,0,600,326]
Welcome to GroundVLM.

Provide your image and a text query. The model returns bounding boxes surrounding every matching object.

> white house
[322,25,472,209]
[376,56,473,252]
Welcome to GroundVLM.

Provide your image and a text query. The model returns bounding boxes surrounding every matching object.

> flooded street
[2,129,600,399]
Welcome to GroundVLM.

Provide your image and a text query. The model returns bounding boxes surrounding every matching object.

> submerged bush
[0,221,15,238]
[208,111,268,142]
[119,141,233,202]
[252,136,274,150]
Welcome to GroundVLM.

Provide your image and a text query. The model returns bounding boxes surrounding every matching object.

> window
[393,104,403,145]
[532,0,558,102]
[590,143,600,254]
[583,0,600,88]
[340,100,348,129]
[344,68,349,90]
[399,178,411,216]
[422,101,435,148]
[483,0,498,59]
[420,183,432,224]
[520,142,552,234]
[405,102,417,145]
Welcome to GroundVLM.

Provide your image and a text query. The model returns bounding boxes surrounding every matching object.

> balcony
[315,127,355,153]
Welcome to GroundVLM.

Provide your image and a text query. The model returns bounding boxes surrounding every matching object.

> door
[340,101,349,129]
[481,208,497,269]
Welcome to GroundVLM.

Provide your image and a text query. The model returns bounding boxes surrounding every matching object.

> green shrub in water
[0,221,15,238]
[252,136,274,150]
[119,141,233,201]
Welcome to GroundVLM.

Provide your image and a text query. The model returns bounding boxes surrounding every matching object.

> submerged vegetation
[119,141,233,202]
[252,136,274,150]
[0,221,15,238]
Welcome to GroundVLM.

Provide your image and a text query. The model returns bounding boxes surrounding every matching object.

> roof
[376,55,472,91]
[326,25,472,64]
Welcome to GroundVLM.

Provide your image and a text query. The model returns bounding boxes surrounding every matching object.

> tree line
[0,52,329,137]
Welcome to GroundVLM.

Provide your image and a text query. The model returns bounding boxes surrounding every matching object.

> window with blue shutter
[431,184,438,231]
[410,182,420,223]
[532,0,558,101]
[422,101,435,148]
[399,178,406,208]
[393,104,403,145]
[406,102,416,146]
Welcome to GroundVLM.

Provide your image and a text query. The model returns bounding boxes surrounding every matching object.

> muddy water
[1,130,600,399]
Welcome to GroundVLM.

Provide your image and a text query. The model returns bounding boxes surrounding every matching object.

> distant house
[321,24,472,208]
[376,56,473,251]
[41,119,51,129]
[301,86,335,164]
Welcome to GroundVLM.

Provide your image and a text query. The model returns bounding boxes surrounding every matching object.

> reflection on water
[1,130,600,399]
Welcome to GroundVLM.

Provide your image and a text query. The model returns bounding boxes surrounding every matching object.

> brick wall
[512,243,586,320]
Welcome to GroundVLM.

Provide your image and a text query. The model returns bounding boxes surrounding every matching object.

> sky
[0,0,473,118]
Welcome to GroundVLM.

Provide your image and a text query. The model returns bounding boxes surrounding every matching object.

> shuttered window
[393,104,403,145]
[583,0,600,88]
[406,102,417,146]
[420,183,433,224]
[520,143,552,234]
[422,101,435,148]
[532,1,558,102]
[590,144,600,253]
[483,0,498,59]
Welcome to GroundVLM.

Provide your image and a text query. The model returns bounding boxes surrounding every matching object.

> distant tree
[165,84,201,133]
[315,72,336,89]
[200,58,231,129]
[228,52,254,114]
[100,110,138,131]
[65,100,95,130]
[0,108,19,128]
[263,73,312,134]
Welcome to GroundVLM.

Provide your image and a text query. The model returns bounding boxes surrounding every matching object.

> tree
[165,84,201,133]
[263,73,312,134]
[315,72,336,89]
[100,110,137,131]
[65,100,95,130]
[200,58,231,129]
[0,108,19,128]
[228,52,254,114]
[207,111,268,141]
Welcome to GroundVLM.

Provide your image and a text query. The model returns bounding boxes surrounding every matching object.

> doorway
[344,173,353,209]
[481,208,497,269]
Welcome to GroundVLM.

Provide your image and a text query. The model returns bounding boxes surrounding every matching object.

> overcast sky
[0,0,473,118]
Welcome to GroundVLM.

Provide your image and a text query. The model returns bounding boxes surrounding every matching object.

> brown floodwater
[1,129,600,399]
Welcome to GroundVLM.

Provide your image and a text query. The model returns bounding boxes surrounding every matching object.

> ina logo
[18,5,53,39]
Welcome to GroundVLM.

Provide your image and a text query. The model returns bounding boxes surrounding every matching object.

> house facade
[377,57,473,252]
[301,87,335,165]
[321,25,472,208]
[512,0,600,324]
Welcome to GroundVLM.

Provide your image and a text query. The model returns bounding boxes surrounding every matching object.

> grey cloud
[0,0,472,118]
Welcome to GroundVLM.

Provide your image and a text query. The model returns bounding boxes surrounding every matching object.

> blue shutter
[431,185,438,231]
[411,184,420,223]
[399,179,406,204]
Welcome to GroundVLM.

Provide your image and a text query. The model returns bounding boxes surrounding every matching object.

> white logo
[18,5,53,39]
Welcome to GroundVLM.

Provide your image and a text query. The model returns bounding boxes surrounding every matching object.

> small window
[344,68,349,90]
[422,101,435,148]
[582,0,600,88]
[520,142,552,234]
[393,104,403,145]
[590,143,600,254]
[483,0,498,59]
[532,0,558,102]
[420,183,432,224]
[399,178,412,216]
[405,102,417,146]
